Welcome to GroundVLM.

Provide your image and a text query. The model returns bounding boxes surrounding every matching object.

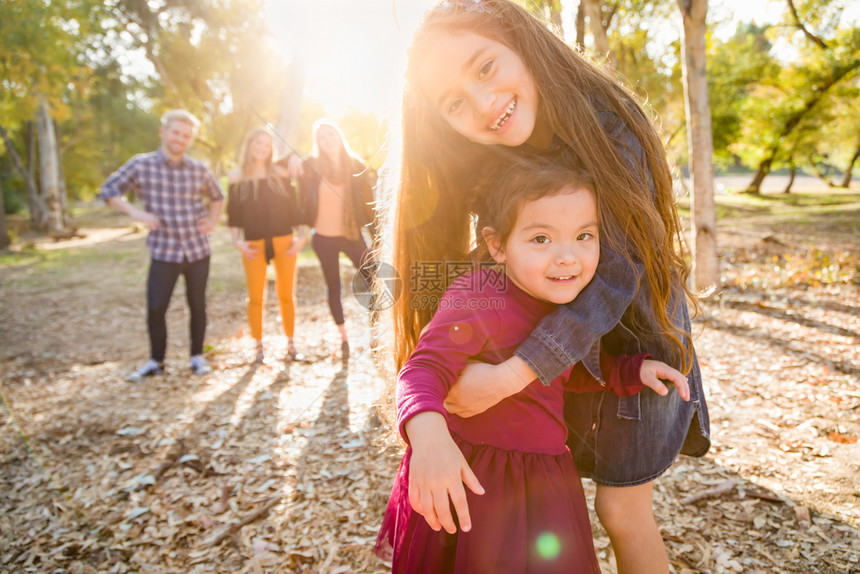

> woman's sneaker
[127,359,163,382]
[190,355,211,375]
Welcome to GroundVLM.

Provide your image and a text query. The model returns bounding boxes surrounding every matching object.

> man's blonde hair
[160,109,200,135]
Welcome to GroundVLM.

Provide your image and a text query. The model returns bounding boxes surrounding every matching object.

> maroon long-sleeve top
[397,268,648,456]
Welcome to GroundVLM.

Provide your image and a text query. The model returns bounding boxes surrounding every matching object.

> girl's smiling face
[417,30,547,148]
[249,133,273,164]
[483,186,600,305]
[316,125,344,160]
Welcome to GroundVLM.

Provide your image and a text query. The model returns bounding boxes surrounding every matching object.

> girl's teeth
[490,99,516,131]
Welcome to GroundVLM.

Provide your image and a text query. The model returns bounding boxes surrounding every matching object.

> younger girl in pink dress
[377,155,690,573]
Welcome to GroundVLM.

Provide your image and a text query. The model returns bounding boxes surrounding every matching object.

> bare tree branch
[786,0,828,50]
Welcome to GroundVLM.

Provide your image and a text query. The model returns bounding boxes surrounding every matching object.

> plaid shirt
[100,149,224,263]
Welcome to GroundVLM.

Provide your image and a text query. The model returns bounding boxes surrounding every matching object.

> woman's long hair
[312,118,361,184]
[235,126,294,201]
[238,127,277,179]
[383,0,695,372]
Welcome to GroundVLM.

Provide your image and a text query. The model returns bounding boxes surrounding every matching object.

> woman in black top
[228,127,306,362]
[295,119,376,360]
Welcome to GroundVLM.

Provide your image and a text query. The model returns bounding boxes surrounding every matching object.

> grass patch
[677,189,860,222]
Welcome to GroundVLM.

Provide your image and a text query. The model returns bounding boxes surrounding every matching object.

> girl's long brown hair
[238,127,277,179]
[312,118,360,183]
[236,127,295,201]
[383,0,696,373]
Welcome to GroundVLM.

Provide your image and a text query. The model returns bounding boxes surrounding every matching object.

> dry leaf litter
[0,208,858,573]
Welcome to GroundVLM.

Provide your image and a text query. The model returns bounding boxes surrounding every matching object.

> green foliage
[2,179,25,215]
[707,24,780,169]
[724,5,860,178]
[571,0,685,161]
[0,0,100,123]
[59,62,161,200]
[2,0,857,218]
[102,0,289,171]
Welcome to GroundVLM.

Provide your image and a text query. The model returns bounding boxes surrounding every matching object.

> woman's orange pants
[241,235,297,340]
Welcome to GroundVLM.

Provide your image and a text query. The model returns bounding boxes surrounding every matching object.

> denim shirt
[515,107,686,384]
[514,106,709,454]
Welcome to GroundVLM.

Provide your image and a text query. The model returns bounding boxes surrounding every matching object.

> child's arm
[404,412,484,534]
[444,247,640,417]
[396,274,500,533]
[567,352,690,401]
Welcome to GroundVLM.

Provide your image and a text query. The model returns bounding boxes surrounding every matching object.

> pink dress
[377,268,647,573]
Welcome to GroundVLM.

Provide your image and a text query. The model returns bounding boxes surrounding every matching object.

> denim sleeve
[515,243,641,385]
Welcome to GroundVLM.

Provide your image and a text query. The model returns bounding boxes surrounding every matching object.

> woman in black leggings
[296,119,376,359]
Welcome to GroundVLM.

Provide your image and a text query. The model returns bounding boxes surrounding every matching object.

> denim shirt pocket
[612,320,643,420]
[617,394,641,420]
[581,340,604,383]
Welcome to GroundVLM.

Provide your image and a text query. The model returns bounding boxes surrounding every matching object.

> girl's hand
[286,153,305,179]
[640,359,690,401]
[234,240,258,260]
[405,412,484,534]
[444,356,535,418]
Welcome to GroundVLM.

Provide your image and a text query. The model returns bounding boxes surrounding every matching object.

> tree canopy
[1,0,858,220]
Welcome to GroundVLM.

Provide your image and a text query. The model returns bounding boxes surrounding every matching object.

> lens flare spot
[448,323,473,345]
[535,532,561,560]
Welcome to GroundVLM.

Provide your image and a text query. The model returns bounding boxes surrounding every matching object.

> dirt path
[0,203,857,573]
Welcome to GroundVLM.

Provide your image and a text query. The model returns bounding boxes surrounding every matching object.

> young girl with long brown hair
[228,127,305,362]
[380,1,710,571]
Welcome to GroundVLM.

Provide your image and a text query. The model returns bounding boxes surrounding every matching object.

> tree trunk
[786,0,828,50]
[27,121,36,184]
[544,0,564,37]
[274,59,305,159]
[809,156,836,187]
[678,0,720,293]
[0,120,45,227]
[27,119,46,225]
[585,0,615,67]
[0,180,8,249]
[782,163,796,194]
[575,0,586,51]
[53,118,71,228]
[839,141,860,188]
[745,158,771,194]
[36,97,66,233]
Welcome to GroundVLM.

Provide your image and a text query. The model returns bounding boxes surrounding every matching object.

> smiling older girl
[381,1,710,572]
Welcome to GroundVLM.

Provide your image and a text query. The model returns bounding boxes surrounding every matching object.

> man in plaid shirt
[100,109,224,381]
